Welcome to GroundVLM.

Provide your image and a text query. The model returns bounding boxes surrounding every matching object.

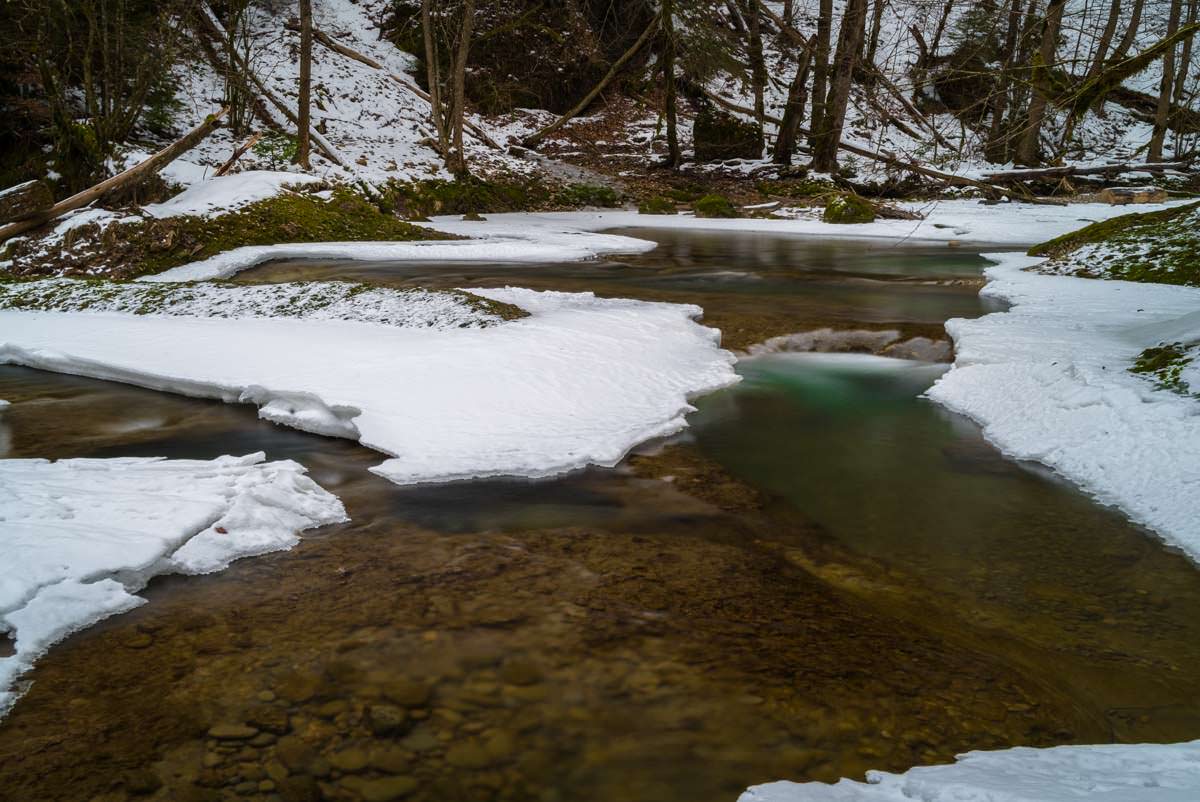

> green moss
[822,194,876,224]
[756,178,837,198]
[7,187,450,280]
[0,277,527,324]
[1029,202,1200,286]
[638,196,678,215]
[693,194,738,219]
[383,176,544,219]
[1130,342,1195,393]
[556,183,621,208]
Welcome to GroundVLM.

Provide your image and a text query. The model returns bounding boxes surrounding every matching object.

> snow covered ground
[0,453,346,716]
[0,288,738,485]
[422,199,1190,247]
[927,252,1200,559]
[740,739,1200,802]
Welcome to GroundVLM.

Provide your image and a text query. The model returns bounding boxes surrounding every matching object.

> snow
[141,221,658,283]
[3,279,510,330]
[740,739,1200,802]
[0,289,739,486]
[927,252,1200,560]
[0,453,346,716]
[140,171,325,219]
[422,200,1191,248]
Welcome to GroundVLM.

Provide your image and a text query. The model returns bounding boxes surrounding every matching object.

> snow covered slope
[927,253,1200,559]
[0,453,346,716]
[0,288,738,485]
[740,739,1200,802]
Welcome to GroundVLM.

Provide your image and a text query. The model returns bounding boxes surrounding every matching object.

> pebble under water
[2,231,1200,802]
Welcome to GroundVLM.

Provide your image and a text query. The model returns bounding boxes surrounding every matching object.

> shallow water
[2,232,1200,802]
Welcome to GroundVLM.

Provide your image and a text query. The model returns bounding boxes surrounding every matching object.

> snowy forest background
[0,0,1196,199]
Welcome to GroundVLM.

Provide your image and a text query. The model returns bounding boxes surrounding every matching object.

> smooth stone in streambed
[381,678,431,707]
[329,746,369,772]
[367,704,409,735]
[358,776,420,801]
[208,724,259,740]
[369,744,413,773]
[498,657,542,686]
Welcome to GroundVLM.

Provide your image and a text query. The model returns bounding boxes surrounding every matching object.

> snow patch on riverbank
[740,739,1200,802]
[142,223,656,283]
[0,288,738,485]
[0,453,346,716]
[427,200,1189,247]
[927,252,1200,559]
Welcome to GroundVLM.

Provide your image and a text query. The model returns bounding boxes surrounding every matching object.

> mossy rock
[1030,201,1200,286]
[756,178,837,198]
[822,194,876,224]
[638,196,677,215]
[693,194,738,219]
[5,186,452,280]
[693,108,762,162]
[556,183,621,208]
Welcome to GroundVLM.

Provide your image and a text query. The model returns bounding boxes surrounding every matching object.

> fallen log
[522,14,661,148]
[0,108,228,245]
[198,5,346,167]
[215,131,264,177]
[983,160,1194,182]
[0,180,53,224]
[695,89,1044,200]
[285,20,501,151]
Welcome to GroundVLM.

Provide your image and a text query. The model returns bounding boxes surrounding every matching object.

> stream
[2,230,1200,802]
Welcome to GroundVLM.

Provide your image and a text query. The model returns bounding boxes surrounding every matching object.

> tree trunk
[1150,0,1184,161]
[1086,0,1121,80]
[783,0,794,26]
[774,38,814,165]
[446,0,475,176]
[744,0,766,135]
[522,15,660,148]
[1112,0,1146,62]
[865,0,887,68]
[662,0,681,168]
[929,1,955,62]
[984,0,1025,162]
[1175,0,1198,107]
[0,181,54,224]
[0,109,228,244]
[296,0,312,169]
[421,0,449,155]
[809,0,833,151]
[216,132,263,176]
[812,0,869,171]
[1014,0,1066,166]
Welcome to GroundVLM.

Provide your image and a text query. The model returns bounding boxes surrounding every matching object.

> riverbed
[2,230,1199,802]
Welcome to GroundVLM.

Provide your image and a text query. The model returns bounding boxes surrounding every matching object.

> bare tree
[1111,0,1146,62]
[774,36,814,165]
[420,0,475,176]
[662,0,681,167]
[1014,0,1066,165]
[1150,0,1184,161]
[296,0,312,169]
[812,0,869,171]
[809,0,833,152]
[985,0,1026,162]
[741,0,766,131]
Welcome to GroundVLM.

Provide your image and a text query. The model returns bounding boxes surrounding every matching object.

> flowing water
[2,230,1200,802]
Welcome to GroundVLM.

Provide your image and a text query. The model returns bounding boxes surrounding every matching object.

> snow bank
[425,200,1190,247]
[0,289,738,485]
[142,223,657,283]
[740,739,1200,802]
[927,253,1200,559]
[140,171,325,219]
[0,453,346,715]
